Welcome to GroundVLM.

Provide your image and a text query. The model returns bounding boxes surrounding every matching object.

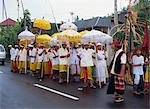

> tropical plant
[133,0,150,20]
[110,0,150,51]
[0,21,21,53]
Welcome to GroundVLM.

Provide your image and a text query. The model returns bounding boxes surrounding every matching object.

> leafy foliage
[113,31,125,41]
[0,9,32,48]
[133,0,150,20]
[0,21,21,52]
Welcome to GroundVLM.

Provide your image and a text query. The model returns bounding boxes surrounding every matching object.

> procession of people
[8,39,149,103]
[6,15,149,103]
[9,42,109,86]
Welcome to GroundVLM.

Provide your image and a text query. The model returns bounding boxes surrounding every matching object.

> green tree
[133,0,150,20]
[0,21,21,54]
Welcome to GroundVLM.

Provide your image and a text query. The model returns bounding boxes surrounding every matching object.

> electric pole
[2,0,7,19]
[114,0,118,26]
[70,12,74,22]
[16,0,20,20]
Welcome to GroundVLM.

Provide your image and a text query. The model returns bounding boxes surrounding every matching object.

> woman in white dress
[96,43,107,88]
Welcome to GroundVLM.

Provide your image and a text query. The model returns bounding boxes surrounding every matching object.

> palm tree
[133,0,150,20]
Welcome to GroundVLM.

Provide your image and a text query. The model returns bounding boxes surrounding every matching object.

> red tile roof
[0,18,16,26]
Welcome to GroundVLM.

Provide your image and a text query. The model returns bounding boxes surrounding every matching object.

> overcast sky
[0,0,129,22]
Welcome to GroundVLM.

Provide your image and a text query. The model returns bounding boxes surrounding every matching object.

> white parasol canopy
[18,27,35,40]
[81,29,113,44]
[60,22,77,31]
[50,36,59,46]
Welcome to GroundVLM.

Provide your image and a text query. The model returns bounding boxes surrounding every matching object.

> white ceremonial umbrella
[18,27,35,40]
[50,36,59,46]
[18,27,35,74]
[60,22,78,31]
[81,29,113,44]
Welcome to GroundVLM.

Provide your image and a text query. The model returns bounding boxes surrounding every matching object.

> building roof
[74,16,113,30]
[74,11,127,31]
[0,18,16,26]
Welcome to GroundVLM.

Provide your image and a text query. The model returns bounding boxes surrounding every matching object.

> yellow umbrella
[57,29,81,42]
[19,39,31,46]
[51,32,61,37]
[79,30,89,36]
[33,19,51,30]
[36,34,51,44]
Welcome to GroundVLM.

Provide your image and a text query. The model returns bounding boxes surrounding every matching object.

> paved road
[0,63,149,109]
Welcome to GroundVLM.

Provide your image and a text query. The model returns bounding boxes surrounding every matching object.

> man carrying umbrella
[107,41,127,103]
[50,44,60,80]
[36,44,45,81]
[58,42,70,83]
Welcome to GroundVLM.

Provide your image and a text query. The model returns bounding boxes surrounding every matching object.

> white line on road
[0,71,4,74]
[33,84,79,101]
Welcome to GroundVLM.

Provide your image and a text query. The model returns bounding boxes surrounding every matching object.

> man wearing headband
[78,43,96,88]
[58,42,70,83]
[28,44,37,76]
[18,45,27,74]
[50,44,60,80]
[69,43,80,82]
[36,44,45,81]
[107,40,127,103]
[8,45,15,72]
[14,45,19,73]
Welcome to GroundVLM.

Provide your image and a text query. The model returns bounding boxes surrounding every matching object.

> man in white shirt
[69,43,80,82]
[50,44,59,80]
[43,47,50,76]
[9,45,19,73]
[18,45,27,74]
[78,43,96,88]
[14,45,19,73]
[58,42,70,83]
[36,44,45,81]
[29,44,37,76]
[107,40,126,103]
[8,45,15,72]
[132,48,144,95]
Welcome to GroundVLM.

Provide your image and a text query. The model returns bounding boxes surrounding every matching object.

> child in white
[132,48,144,94]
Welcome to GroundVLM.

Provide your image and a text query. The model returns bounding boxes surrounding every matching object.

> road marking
[0,71,4,74]
[34,84,79,101]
